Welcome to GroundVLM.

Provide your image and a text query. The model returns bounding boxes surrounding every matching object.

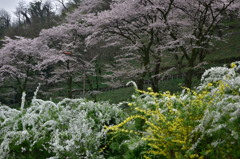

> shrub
[103,62,240,159]
[1,61,240,159]
[0,85,125,159]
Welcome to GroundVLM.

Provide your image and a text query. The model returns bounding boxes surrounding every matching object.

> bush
[1,61,240,159]
[103,62,240,159]
[0,86,125,159]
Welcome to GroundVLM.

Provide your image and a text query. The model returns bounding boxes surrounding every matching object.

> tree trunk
[197,50,205,79]
[151,59,161,93]
[152,75,159,92]
[16,73,28,107]
[151,79,159,93]
[67,60,72,98]
[83,66,86,98]
[137,78,144,91]
[136,67,148,91]
[184,69,194,89]
[86,75,97,102]
[95,75,99,90]
[67,76,72,98]
[184,50,196,89]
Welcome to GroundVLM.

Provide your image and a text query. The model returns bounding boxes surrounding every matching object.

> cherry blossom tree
[83,0,176,92]
[37,0,113,99]
[165,0,240,89]
[38,21,98,99]
[0,36,47,105]
[85,0,240,90]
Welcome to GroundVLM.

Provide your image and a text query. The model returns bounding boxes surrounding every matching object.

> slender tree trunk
[83,66,86,98]
[197,50,205,79]
[184,50,196,89]
[137,78,144,91]
[67,60,72,98]
[136,49,150,91]
[95,75,99,90]
[151,81,159,93]
[151,59,161,93]
[67,76,72,98]
[15,67,29,106]
[184,69,194,89]
[14,79,22,106]
[95,65,101,90]
[86,75,97,102]
[151,76,159,93]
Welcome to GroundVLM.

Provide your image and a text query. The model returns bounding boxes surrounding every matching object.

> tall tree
[166,0,240,89]
[0,36,46,105]
[36,0,113,99]
[86,0,240,90]
[0,9,11,40]
[29,1,53,23]
[38,22,97,99]
[84,0,175,91]
[14,1,31,25]
[5,0,59,38]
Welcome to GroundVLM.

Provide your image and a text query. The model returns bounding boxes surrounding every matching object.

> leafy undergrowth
[1,62,240,159]
[0,89,125,159]
[103,62,240,159]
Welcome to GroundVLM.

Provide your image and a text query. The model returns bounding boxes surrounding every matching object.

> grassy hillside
[87,76,202,104]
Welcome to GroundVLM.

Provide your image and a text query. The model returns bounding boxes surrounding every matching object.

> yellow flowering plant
[231,62,236,68]
[103,85,210,158]
[102,61,240,159]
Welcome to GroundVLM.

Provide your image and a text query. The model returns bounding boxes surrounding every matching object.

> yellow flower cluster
[189,154,199,158]
[99,134,118,153]
[103,87,209,158]
[231,62,236,68]
[208,83,212,87]
[140,88,213,158]
[147,87,152,91]
[101,114,147,152]
[101,62,240,158]
[137,87,159,97]
[102,76,239,158]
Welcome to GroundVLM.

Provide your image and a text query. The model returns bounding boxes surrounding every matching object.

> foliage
[39,22,97,98]
[1,61,240,159]
[0,9,11,40]
[0,85,125,158]
[103,61,240,158]
[0,36,47,103]
[1,0,240,156]
[86,0,240,90]
[4,0,60,39]
[1,0,240,106]
[37,0,110,99]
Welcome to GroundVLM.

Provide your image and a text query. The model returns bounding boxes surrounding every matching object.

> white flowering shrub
[1,62,240,159]
[103,62,240,158]
[0,86,125,159]
[190,62,240,157]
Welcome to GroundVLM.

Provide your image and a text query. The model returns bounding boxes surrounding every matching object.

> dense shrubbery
[1,62,240,158]
[104,62,240,159]
[0,86,125,159]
